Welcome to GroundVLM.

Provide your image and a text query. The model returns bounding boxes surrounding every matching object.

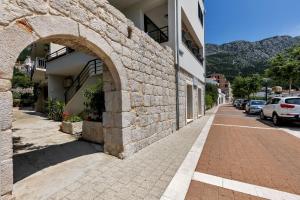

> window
[271,98,281,104]
[285,98,300,105]
[198,3,204,26]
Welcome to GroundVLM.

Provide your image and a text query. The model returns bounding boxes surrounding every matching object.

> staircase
[64,59,103,104]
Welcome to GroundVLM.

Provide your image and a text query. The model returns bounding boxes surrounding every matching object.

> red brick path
[185,105,300,199]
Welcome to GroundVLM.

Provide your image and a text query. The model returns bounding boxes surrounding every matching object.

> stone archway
[0,14,129,199]
[0,1,177,199]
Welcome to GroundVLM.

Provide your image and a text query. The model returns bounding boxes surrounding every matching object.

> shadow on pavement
[13,140,103,183]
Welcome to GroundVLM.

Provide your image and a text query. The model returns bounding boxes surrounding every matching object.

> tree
[266,46,300,94]
[232,76,248,98]
[205,83,218,109]
[232,75,262,99]
[12,68,33,88]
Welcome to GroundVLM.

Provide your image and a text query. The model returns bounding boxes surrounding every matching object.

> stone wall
[0,1,176,198]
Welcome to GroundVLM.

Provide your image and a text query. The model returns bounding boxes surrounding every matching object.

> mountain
[206,36,300,81]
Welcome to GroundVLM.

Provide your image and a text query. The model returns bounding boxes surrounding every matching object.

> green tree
[266,46,300,94]
[205,83,218,109]
[232,75,262,99]
[232,76,248,98]
[12,68,33,88]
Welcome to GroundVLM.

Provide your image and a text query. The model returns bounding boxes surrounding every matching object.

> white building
[109,0,205,127]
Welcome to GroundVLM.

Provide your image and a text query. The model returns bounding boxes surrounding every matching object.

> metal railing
[46,47,74,62]
[64,59,103,103]
[30,57,46,79]
[182,30,204,64]
[144,15,169,44]
[147,26,169,44]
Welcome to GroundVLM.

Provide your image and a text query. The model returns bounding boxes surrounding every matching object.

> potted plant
[82,79,105,144]
[61,112,83,136]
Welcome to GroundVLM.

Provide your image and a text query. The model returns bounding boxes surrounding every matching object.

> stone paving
[186,105,300,199]
[13,110,212,200]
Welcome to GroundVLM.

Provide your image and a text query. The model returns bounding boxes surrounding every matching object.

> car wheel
[260,111,266,120]
[272,113,281,126]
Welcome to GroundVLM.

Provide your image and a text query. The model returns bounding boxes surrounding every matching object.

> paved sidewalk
[185,105,300,200]
[14,111,212,200]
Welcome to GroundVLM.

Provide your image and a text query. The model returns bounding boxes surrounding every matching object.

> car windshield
[251,101,265,105]
[285,98,300,105]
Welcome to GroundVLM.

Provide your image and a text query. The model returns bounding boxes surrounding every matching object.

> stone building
[0,0,205,199]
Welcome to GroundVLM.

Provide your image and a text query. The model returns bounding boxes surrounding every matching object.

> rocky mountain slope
[206,36,300,81]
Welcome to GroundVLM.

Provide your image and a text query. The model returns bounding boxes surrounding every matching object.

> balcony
[182,24,204,64]
[144,15,168,44]
[46,47,74,62]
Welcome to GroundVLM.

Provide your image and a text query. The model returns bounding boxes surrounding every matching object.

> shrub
[84,78,105,122]
[12,68,33,88]
[205,83,218,109]
[47,99,65,121]
[63,111,82,122]
[205,94,213,110]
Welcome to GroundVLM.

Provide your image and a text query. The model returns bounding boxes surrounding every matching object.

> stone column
[0,79,13,200]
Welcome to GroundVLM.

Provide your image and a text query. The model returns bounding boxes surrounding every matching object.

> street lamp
[262,78,271,101]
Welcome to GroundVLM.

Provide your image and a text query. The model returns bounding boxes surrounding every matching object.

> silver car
[245,100,266,114]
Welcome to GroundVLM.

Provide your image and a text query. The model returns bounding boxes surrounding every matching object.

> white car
[260,97,300,125]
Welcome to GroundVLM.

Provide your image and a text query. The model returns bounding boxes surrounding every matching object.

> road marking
[192,172,300,200]
[213,123,277,130]
[161,106,219,200]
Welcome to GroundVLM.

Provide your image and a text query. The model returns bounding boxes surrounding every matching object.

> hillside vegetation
[206,36,300,81]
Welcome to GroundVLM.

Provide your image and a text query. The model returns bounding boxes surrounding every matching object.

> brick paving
[185,181,265,200]
[13,112,212,200]
[187,105,300,199]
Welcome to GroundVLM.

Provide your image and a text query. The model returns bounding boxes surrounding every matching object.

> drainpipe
[175,0,180,130]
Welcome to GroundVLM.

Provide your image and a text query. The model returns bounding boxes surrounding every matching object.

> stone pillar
[0,79,13,200]
[102,65,127,158]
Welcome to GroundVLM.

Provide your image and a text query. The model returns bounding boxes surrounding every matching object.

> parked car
[245,100,266,114]
[235,99,243,108]
[260,97,300,125]
[233,99,241,107]
[240,99,249,110]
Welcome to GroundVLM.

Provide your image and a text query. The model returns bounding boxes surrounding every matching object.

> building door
[186,84,193,120]
[198,88,202,116]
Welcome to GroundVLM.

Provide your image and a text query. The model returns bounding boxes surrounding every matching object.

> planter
[82,121,104,144]
[61,121,83,135]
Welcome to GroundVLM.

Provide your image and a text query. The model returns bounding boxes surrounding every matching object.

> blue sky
[205,0,300,44]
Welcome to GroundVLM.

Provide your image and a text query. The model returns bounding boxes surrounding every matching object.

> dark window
[285,98,300,105]
[271,98,281,104]
[198,3,203,26]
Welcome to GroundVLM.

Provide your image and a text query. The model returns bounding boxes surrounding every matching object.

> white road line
[192,172,300,200]
[279,128,300,139]
[160,106,219,200]
[213,123,277,130]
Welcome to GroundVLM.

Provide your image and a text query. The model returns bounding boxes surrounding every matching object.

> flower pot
[61,121,82,135]
[82,121,104,144]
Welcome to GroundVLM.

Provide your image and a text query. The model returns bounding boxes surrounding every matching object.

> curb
[161,106,219,200]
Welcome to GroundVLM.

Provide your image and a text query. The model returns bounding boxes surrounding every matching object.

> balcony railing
[182,30,204,64]
[46,47,74,62]
[144,15,169,44]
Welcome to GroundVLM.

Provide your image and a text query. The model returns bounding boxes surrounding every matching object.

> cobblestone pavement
[13,110,212,200]
[186,105,300,199]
